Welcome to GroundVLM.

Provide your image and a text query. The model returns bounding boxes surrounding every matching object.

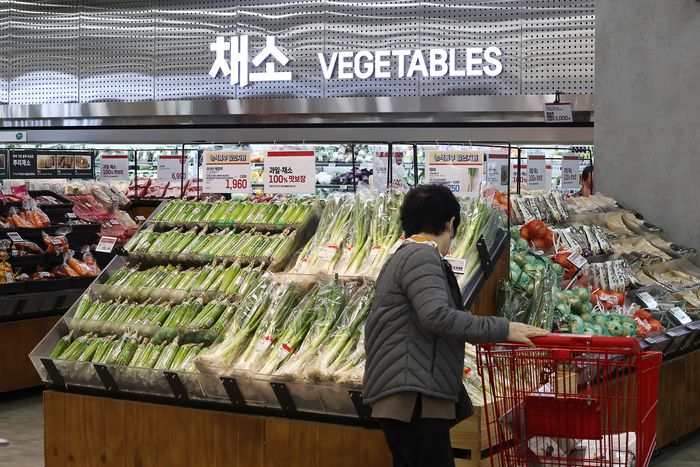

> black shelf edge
[462,228,509,309]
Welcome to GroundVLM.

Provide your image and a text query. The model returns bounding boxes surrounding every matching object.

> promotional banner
[8,150,94,180]
[203,151,251,194]
[486,153,510,191]
[561,153,581,192]
[264,150,316,194]
[157,155,187,182]
[100,154,130,182]
[372,151,406,192]
[527,154,547,191]
[426,150,484,195]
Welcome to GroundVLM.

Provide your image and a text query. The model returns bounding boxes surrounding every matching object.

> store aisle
[0,390,698,467]
[0,391,44,467]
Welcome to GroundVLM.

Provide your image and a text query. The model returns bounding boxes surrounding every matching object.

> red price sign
[226,178,248,190]
[264,151,316,194]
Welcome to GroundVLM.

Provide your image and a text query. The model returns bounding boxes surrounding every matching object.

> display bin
[8,253,47,272]
[315,381,363,417]
[196,370,273,408]
[0,280,27,296]
[70,276,96,288]
[26,277,72,293]
[30,190,75,221]
[662,326,692,358]
[644,333,673,354]
[679,320,700,353]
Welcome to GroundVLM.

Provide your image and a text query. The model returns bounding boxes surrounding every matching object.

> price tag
[372,151,406,192]
[95,236,118,253]
[203,151,251,194]
[669,307,692,325]
[50,239,64,246]
[7,232,23,242]
[426,150,484,195]
[66,212,77,219]
[109,219,120,225]
[327,163,336,169]
[1,188,11,196]
[135,215,146,222]
[544,102,573,123]
[5,272,14,283]
[444,257,467,275]
[567,252,587,269]
[526,154,547,191]
[637,292,658,309]
[560,154,581,192]
[256,336,273,353]
[100,154,130,182]
[264,150,316,194]
[486,153,510,191]
[157,155,187,182]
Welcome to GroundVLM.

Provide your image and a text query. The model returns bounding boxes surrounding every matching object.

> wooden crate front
[44,391,393,467]
[0,315,60,393]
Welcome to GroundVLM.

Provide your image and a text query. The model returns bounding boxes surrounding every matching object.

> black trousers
[376,396,456,467]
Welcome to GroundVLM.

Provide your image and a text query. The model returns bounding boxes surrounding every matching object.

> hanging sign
[0,131,26,143]
[100,154,130,182]
[157,155,187,182]
[426,150,484,194]
[8,150,94,180]
[486,153,510,191]
[203,151,251,194]
[264,150,316,194]
[544,102,573,123]
[560,153,581,192]
[526,154,547,191]
[372,151,406,192]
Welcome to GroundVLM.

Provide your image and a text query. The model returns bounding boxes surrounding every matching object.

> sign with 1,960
[7,150,94,179]
[203,151,251,194]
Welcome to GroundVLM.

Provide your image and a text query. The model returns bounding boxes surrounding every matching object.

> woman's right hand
[507,322,550,347]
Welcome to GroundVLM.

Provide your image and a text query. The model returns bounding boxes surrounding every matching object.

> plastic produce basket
[478,335,661,467]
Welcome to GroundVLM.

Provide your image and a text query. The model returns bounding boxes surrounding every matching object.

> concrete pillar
[595,0,700,262]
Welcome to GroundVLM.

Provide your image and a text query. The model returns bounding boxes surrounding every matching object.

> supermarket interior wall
[594,0,700,264]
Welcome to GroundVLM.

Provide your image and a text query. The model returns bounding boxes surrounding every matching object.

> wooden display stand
[0,315,60,393]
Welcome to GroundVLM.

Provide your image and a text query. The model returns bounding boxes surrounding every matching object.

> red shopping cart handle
[528,334,641,351]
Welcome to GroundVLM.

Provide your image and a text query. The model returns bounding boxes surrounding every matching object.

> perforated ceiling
[0,0,595,105]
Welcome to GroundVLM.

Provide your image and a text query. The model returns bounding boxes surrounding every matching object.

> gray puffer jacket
[363,242,509,404]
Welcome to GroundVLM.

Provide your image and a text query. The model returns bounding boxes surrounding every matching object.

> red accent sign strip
[102,155,128,159]
[267,151,315,157]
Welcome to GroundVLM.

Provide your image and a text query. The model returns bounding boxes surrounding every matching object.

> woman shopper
[363,184,548,467]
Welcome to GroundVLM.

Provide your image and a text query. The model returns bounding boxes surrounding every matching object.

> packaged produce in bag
[42,227,71,253]
[0,251,14,283]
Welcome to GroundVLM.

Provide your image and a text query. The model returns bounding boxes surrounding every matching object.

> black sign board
[0,150,7,179]
[7,150,95,180]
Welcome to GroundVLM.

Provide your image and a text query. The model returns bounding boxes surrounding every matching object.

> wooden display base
[656,346,700,448]
[0,316,60,393]
[44,391,392,467]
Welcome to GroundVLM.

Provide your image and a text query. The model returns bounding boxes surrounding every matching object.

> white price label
[637,292,658,310]
[109,219,120,225]
[256,337,273,353]
[372,151,406,192]
[7,232,23,242]
[1,188,11,196]
[96,236,118,253]
[544,102,573,123]
[264,150,316,194]
[5,272,13,283]
[135,215,146,222]
[100,154,129,182]
[567,252,587,269]
[486,153,510,191]
[66,212,77,219]
[526,154,547,191]
[670,307,692,325]
[560,154,581,192]
[157,155,187,182]
[426,150,484,195]
[319,245,340,261]
[444,257,467,275]
[203,151,251,194]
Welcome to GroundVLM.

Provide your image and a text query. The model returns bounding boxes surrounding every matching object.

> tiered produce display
[32,190,505,415]
[500,190,699,355]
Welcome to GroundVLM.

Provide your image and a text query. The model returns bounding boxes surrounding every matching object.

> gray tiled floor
[0,391,698,466]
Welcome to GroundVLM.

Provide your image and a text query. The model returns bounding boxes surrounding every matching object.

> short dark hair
[581,165,594,182]
[400,185,461,238]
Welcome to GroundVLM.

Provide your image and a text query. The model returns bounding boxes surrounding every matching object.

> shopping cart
[477,335,661,467]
